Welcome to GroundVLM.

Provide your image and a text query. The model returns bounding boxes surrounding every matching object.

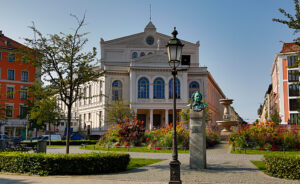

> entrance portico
[136,109,181,130]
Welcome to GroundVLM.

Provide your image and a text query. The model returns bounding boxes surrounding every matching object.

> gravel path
[0,143,299,184]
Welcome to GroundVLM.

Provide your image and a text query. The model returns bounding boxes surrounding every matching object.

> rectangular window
[5,104,13,118]
[289,113,300,124]
[20,87,28,100]
[22,56,29,64]
[19,105,27,118]
[89,85,92,104]
[7,69,14,80]
[288,55,298,68]
[289,84,300,96]
[6,86,14,99]
[8,53,15,62]
[288,70,299,82]
[99,111,102,129]
[21,71,29,82]
[181,55,191,65]
[289,99,300,111]
[0,52,2,61]
[88,113,91,120]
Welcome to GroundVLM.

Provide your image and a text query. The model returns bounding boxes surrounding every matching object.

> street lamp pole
[166,27,184,184]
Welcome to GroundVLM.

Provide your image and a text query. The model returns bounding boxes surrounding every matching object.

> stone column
[189,110,206,169]
[149,109,153,130]
[165,109,169,127]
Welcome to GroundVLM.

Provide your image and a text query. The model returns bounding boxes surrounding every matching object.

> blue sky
[0,0,296,122]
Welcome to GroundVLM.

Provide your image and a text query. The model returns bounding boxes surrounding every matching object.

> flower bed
[229,122,300,151]
[0,152,129,175]
[97,118,220,149]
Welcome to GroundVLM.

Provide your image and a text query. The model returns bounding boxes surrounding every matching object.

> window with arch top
[140,52,145,57]
[153,78,165,99]
[138,77,149,98]
[169,78,180,98]
[112,80,122,100]
[189,81,200,98]
[132,52,138,59]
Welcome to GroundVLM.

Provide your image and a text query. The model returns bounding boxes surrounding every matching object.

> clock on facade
[146,36,154,45]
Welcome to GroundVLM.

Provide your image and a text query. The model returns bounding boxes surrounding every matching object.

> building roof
[280,42,300,53]
[0,31,24,49]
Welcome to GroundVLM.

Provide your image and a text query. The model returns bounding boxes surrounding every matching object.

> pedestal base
[169,160,181,184]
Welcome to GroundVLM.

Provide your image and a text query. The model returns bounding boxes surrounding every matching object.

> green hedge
[264,155,300,179]
[21,140,98,147]
[0,152,130,176]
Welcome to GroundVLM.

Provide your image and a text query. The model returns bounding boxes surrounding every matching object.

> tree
[25,15,102,153]
[106,100,135,124]
[270,110,282,125]
[27,82,62,140]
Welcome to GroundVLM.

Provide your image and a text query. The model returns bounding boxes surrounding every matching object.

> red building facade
[0,31,36,138]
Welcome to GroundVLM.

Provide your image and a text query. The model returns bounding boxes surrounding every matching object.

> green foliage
[264,155,300,179]
[0,152,130,176]
[270,110,282,125]
[273,0,300,34]
[106,100,135,124]
[24,15,103,153]
[21,140,98,147]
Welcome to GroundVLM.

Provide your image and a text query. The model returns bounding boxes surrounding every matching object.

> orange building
[0,31,37,138]
[271,42,300,124]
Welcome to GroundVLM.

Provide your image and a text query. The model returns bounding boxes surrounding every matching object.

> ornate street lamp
[166,27,184,184]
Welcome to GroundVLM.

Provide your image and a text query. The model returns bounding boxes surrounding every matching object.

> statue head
[189,91,207,112]
[191,91,202,104]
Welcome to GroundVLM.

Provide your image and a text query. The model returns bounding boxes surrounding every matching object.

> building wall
[0,33,36,137]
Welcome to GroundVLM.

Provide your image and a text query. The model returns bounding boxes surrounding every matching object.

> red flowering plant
[97,116,145,147]
[229,121,300,151]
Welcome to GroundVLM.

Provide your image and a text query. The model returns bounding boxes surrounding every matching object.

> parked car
[0,134,10,141]
[40,135,62,141]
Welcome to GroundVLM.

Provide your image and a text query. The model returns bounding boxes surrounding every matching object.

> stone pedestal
[189,110,206,169]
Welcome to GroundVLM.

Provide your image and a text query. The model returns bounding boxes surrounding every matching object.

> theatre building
[70,22,230,136]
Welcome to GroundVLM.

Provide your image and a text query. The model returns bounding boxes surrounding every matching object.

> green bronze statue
[188,91,207,112]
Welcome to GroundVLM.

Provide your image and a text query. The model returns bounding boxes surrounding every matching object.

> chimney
[0,30,3,36]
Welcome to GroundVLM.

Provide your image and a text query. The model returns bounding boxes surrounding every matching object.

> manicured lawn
[81,145,190,153]
[231,149,300,156]
[127,158,165,170]
[251,160,266,172]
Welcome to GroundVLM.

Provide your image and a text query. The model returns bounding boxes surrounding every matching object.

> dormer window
[140,52,145,57]
[132,52,138,59]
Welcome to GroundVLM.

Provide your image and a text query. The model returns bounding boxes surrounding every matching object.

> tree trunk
[49,122,51,146]
[66,105,72,154]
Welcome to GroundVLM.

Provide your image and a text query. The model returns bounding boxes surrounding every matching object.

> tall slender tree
[25,15,102,153]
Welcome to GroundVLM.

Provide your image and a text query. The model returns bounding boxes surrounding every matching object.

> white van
[40,135,62,141]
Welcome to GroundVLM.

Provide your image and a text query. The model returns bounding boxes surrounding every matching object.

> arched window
[148,52,153,55]
[169,78,180,98]
[112,80,122,100]
[138,77,149,98]
[140,52,145,57]
[132,52,138,59]
[189,81,200,98]
[153,78,165,99]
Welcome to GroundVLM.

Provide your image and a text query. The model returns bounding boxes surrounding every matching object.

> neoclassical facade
[68,22,227,136]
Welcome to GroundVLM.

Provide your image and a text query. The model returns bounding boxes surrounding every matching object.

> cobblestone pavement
[0,143,299,184]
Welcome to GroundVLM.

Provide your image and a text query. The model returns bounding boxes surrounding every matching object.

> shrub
[264,155,300,179]
[21,140,98,147]
[0,152,130,176]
